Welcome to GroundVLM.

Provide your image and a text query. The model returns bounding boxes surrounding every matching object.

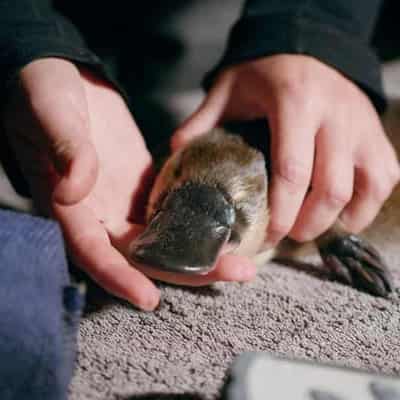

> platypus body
[130,127,394,298]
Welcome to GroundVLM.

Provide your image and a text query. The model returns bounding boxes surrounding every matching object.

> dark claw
[323,254,353,285]
[318,235,394,297]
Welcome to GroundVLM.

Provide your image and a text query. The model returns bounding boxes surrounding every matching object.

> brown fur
[148,129,269,259]
[148,108,400,266]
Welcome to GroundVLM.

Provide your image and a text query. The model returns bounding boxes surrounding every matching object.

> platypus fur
[129,126,395,298]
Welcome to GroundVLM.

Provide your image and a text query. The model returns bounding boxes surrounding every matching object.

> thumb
[48,104,98,205]
[171,73,234,151]
[20,58,98,205]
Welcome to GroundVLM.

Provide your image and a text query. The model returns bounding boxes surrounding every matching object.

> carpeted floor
[69,255,400,400]
[69,215,400,400]
[68,68,400,399]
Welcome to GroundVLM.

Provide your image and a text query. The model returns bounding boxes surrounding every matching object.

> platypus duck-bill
[129,128,394,298]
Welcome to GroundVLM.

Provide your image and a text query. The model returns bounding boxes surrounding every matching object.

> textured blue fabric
[0,209,84,400]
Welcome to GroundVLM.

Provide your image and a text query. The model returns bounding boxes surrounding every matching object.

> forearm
[206,0,386,113]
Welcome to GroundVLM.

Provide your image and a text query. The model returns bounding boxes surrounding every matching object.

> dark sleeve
[205,0,386,113]
[0,0,124,197]
[0,0,123,106]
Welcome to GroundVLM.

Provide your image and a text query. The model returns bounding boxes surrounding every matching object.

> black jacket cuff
[0,17,127,109]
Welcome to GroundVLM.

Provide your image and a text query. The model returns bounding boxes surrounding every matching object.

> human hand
[3,58,256,311]
[172,55,400,246]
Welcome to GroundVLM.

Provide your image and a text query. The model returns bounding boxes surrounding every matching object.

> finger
[266,99,317,246]
[21,58,98,204]
[290,125,353,241]
[50,138,98,205]
[135,254,257,287]
[381,139,400,187]
[171,72,235,151]
[340,163,396,233]
[54,203,160,311]
[208,254,257,282]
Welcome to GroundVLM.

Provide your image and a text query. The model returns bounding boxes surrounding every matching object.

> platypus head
[129,182,237,274]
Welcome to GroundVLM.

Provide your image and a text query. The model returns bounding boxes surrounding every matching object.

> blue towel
[0,209,84,400]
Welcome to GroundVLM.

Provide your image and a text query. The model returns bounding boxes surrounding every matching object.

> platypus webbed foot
[318,234,394,297]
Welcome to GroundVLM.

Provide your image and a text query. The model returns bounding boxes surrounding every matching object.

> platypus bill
[129,128,393,298]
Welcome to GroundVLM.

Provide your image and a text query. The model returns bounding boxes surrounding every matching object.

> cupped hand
[172,55,400,246]
[2,58,256,311]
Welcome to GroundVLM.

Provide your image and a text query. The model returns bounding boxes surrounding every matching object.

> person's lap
[0,209,83,400]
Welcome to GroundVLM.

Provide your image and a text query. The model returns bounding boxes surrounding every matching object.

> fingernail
[241,270,256,281]
[239,264,257,281]
[139,294,160,312]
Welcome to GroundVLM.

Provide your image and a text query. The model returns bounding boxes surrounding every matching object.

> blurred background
[54,0,244,151]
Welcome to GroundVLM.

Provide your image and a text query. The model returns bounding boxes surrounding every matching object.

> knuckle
[278,82,307,111]
[268,220,291,239]
[274,158,310,188]
[319,185,352,208]
[290,229,315,243]
[278,76,309,98]
[276,74,315,108]
[362,174,392,203]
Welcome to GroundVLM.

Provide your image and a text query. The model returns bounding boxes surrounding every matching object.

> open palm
[3,59,255,310]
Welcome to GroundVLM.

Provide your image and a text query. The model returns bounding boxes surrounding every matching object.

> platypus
[129,127,394,297]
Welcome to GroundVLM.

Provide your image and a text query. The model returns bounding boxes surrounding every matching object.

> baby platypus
[129,128,393,297]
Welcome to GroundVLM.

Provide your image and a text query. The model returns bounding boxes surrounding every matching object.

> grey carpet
[69,258,400,400]
[69,89,400,399]
[69,239,400,400]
